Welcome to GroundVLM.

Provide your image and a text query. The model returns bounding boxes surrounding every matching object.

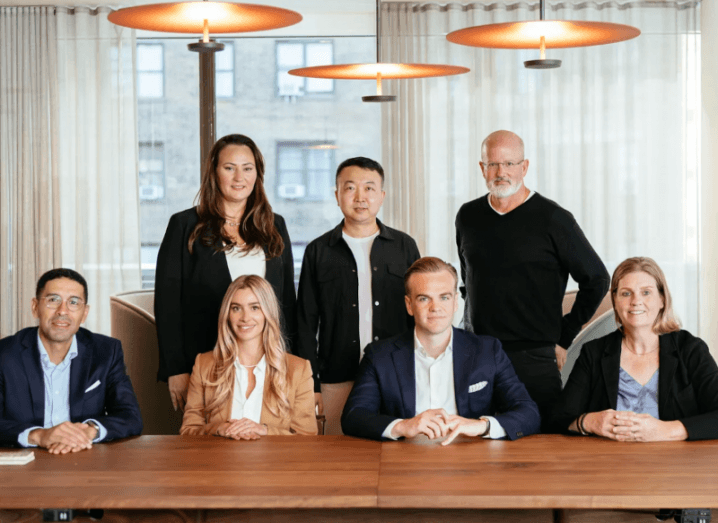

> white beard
[487,177,522,199]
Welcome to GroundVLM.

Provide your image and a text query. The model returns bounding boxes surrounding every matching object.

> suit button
[353,340,357,343]
[373,267,378,271]
[374,336,379,341]
[374,301,379,306]
[352,304,357,307]
[352,269,356,272]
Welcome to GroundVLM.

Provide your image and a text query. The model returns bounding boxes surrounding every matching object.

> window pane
[306,43,333,66]
[138,72,163,98]
[277,43,303,68]
[216,71,234,98]
[306,78,333,93]
[137,44,163,71]
[278,147,303,171]
[215,44,233,70]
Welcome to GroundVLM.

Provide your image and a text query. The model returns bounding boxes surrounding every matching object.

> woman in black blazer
[154,134,297,412]
[552,257,718,441]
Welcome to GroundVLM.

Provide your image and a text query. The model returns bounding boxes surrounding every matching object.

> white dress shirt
[230,355,266,422]
[383,329,506,440]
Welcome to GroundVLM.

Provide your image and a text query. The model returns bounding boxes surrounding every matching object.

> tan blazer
[180,351,317,436]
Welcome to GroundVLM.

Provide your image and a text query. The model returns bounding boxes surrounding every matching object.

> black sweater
[455,193,609,351]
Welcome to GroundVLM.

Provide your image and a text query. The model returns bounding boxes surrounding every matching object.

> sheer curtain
[0,6,140,337]
[380,0,701,331]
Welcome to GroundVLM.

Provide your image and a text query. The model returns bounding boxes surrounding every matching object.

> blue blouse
[616,367,659,418]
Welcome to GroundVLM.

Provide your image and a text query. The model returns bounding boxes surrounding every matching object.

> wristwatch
[86,420,100,439]
[479,417,491,437]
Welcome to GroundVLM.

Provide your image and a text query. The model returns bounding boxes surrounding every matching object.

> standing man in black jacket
[455,130,610,428]
[297,157,420,434]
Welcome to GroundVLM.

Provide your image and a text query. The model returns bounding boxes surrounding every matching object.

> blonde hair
[610,257,681,335]
[205,275,290,419]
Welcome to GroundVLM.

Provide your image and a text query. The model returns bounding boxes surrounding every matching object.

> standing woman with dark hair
[155,134,297,412]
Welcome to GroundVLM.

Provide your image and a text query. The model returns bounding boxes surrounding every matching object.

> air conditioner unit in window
[278,76,304,97]
[278,184,306,199]
[139,185,164,201]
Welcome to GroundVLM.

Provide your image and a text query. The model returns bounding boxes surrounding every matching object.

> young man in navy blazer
[341,257,540,443]
[0,268,142,452]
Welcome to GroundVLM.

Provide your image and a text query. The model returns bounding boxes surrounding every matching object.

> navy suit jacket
[341,328,541,441]
[0,327,143,447]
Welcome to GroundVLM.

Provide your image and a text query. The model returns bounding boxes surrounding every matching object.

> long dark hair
[188,134,284,258]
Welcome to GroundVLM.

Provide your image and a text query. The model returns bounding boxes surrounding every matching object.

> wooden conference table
[1,435,716,523]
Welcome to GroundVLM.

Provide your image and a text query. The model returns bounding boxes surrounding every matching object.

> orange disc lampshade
[447,20,640,49]
[108,2,302,33]
[289,63,469,80]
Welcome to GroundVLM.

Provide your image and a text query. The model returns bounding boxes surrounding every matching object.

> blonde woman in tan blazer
[181,275,316,438]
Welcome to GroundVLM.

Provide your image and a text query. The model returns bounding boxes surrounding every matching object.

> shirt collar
[413,328,454,361]
[36,332,78,369]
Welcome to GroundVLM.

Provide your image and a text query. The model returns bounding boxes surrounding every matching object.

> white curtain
[0,6,140,337]
[380,0,701,332]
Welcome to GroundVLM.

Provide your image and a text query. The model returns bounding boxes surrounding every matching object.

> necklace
[622,339,659,356]
[236,359,259,368]
[225,219,241,227]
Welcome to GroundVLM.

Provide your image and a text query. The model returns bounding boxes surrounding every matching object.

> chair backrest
[110,290,183,435]
[561,309,617,386]
[562,290,613,331]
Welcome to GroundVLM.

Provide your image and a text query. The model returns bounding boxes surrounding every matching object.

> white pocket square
[468,381,488,393]
[85,380,101,393]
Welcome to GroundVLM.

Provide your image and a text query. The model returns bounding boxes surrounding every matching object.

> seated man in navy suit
[0,268,143,452]
[341,257,540,443]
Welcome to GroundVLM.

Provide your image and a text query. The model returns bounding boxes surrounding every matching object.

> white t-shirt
[342,230,379,361]
[225,245,266,281]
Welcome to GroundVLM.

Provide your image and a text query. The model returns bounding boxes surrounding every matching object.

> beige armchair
[561,289,613,329]
[110,290,183,435]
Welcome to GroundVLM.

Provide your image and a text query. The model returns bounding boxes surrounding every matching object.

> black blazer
[552,329,718,440]
[0,327,143,446]
[154,207,296,381]
[341,328,541,441]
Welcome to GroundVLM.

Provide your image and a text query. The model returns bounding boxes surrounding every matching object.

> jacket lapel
[20,329,45,422]
[391,332,416,419]
[69,330,92,420]
[452,328,471,417]
[601,331,622,409]
[657,334,678,418]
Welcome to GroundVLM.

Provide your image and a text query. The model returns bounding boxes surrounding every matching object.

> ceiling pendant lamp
[446,0,640,69]
[288,0,469,103]
[108,1,302,167]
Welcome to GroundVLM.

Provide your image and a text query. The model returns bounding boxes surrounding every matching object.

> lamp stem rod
[376,0,381,63]
[539,0,545,20]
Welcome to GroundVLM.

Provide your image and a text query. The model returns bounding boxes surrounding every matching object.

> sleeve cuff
[84,419,107,442]
[481,416,507,440]
[382,419,403,440]
[18,427,42,447]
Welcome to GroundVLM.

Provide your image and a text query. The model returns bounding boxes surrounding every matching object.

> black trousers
[505,346,563,432]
